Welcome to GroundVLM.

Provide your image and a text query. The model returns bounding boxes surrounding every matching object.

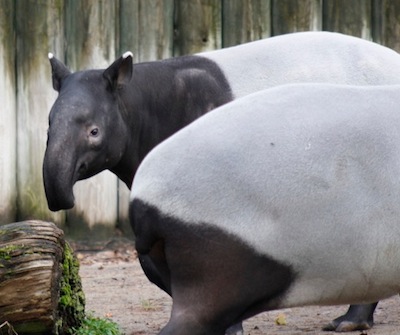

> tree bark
[0,221,85,335]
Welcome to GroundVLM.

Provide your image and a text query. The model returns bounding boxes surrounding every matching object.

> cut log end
[0,220,85,334]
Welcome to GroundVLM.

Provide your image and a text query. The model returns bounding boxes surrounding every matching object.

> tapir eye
[90,128,99,136]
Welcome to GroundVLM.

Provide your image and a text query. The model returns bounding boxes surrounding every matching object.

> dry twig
[0,321,18,335]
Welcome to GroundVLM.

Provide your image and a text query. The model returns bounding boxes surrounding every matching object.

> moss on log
[0,220,85,334]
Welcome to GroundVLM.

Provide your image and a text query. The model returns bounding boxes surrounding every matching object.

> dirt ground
[76,240,400,335]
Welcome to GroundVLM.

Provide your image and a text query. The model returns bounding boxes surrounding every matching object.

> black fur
[114,56,234,186]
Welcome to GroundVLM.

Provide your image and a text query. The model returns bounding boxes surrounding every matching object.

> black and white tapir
[130,83,400,335]
[43,31,400,334]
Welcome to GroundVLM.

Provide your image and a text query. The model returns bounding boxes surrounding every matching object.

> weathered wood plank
[138,0,174,61]
[118,0,140,62]
[15,0,65,226]
[0,0,17,224]
[64,0,117,69]
[116,0,175,62]
[323,0,372,39]
[271,0,322,35]
[372,0,400,52]
[222,0,271,47]
[64,0,119,236]
[174,0,222,56]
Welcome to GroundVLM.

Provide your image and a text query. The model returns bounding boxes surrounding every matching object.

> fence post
[118,0,140,61]
[15,0,65,226]
[140,0,174,61]
[174,0,222,56]
[119,0,174,62]
[372,0,400,52]
[0,0,17,224]
[323,0,372,39]
[271,0,322,35]
[222,0,271,47]
[63,0,119,239]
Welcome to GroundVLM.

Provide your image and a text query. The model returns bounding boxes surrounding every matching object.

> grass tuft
[72,315,122,335]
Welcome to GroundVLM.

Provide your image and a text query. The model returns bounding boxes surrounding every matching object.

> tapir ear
[48,53,71,92]
[103,51,133,90]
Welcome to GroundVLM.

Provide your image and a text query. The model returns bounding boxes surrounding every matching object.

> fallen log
[0,220,85,335]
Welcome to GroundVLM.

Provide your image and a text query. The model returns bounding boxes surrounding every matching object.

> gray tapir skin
[130,83,400,335]
[43,31,400,333]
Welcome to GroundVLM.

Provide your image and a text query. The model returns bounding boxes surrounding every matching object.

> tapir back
[131,83,400,308]
[201,31,400,98]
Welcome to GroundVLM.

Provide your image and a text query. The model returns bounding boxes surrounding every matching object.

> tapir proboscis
[43,31,400,334]
[130,83,400,335]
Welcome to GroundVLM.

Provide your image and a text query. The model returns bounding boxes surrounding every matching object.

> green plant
[0,245,19,260]
[56,242,85,334]
[72,316,122,335]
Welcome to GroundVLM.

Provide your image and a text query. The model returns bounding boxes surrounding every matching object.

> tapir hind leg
[323,303,378,332]
[138,239,171,295]
[131,200,172,295]
[158,221,295,334]
[225,322,243,335]
[131,200,295,335]
[137,235,244,335]
[139,237,245,335]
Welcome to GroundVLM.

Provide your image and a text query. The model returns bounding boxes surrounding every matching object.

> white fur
[123,51,133,59]
[200,31,400,98]
[131,84,400,308]
[48,52,54,59]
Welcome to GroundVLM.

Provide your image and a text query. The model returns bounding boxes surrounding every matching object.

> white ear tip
[48,52,54,59]
[123,51,133,59]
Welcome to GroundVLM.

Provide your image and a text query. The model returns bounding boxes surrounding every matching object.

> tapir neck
[111,55,233,189]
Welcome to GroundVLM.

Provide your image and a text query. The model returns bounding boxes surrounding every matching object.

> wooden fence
[1,0,400,240]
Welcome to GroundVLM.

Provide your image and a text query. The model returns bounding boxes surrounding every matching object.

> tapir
[130,83,400,335]
[43,31,400,333]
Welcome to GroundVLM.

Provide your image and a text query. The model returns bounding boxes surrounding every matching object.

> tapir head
[43,52,133,211]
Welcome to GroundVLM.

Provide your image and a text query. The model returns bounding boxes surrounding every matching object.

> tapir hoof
[322,303,378,332]
[225,322,243,335]
[322,320,372,332]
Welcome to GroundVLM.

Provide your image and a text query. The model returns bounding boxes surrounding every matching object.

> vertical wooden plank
[64,0,118,238]
[372,0,400,52]
[174,0,222,56]
[65,0,117,68]
[117,0,174,233]
[119,0,174,62]
[0,0,17,224]
[138,0,174,61]
[323,0,372,39]
[222,0,271,47]
[15,0,65,226]
[118,0,140,62]
[271,0,322,35]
